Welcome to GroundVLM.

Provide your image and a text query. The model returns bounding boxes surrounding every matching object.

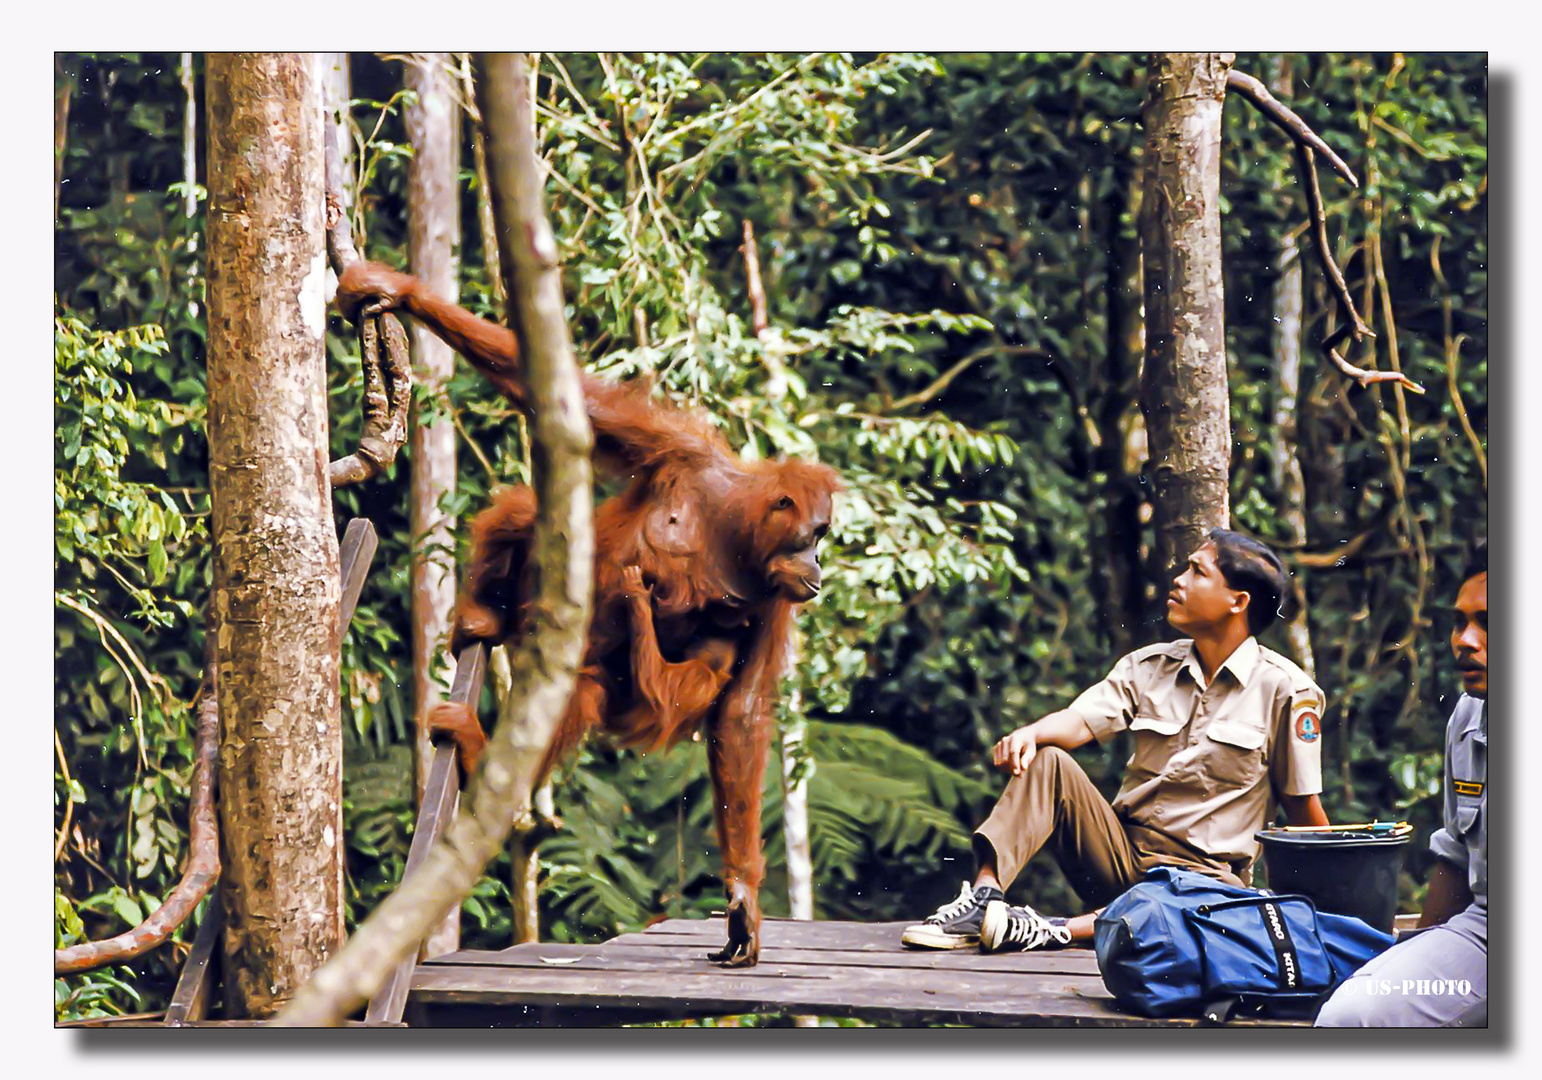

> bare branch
[1321,329,1423,393]
[741,220,770,337]
[1432,235,1486,486]
[1226,66,1423,395]
[53,729,74,864]
[889,344,1049,413]
[1227,68,1358,187]
[55,643,220,975]
[1296,145,1374,343]
[1291,144,1422,395]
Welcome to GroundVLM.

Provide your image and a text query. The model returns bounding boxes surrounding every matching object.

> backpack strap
[1258,899,1303,992]
[1202,997,1239,1025]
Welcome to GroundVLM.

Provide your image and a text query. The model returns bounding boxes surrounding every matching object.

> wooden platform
[406,916,1309,1028]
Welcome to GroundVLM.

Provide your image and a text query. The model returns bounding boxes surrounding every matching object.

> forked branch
[55,627,220,975]
[1229,67,1423,395]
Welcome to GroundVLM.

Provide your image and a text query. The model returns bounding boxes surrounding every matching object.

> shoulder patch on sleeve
[1290,686,1325,743]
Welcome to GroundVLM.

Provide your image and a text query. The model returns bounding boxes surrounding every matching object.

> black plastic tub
[1255,829,1410,934]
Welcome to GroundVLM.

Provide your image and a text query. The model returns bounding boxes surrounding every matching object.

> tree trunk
[321,54,352,217]
[205,53,343,1019]
[780,700,813,922]
[274,50,593,1028]
[179,54,198,219]
[1139,52,1235,607]
[55,56,72,223]
[1266,55,1317,678]
[404,51,464,960]
[180,54,201,322]
[1092,143,1148,652]
[465,53,506,309]
[781,701,817,1027]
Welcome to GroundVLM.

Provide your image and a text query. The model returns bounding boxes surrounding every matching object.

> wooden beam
[338,517,379,631]
[364,642,486,1025]
[164,901,223,1025]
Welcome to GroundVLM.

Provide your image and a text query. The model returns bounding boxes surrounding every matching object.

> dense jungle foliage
[54,52,1486,1021]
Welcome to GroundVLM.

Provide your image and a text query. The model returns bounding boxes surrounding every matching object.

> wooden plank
[70,1019,403,1028]
[612,917,972,952]
[409,915,1311,1027]
[364,743,460,1025]
[363,642,484,1025]
[409,961,1260,1028]
[164,900,223,1025]
[447,640,487,709]
[338,518,379,632]
[429,942,1103,977]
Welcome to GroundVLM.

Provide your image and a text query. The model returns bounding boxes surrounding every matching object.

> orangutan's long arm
[702,599,795,967]
[336,260,719,468]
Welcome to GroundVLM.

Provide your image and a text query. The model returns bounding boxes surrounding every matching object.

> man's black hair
[1461,538,1487,585]
[1207,528,1291,637]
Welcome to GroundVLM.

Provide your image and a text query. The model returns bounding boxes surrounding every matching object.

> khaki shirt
[1066,636,1324,870]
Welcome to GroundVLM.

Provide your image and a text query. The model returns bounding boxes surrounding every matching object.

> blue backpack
[1094,867,1394,1022]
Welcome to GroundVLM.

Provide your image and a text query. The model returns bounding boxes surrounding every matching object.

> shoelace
[1002,906,1073,948]
[926,881,978,924]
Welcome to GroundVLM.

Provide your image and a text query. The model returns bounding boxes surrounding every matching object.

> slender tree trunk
[780,698,813,923]
[180,54,198,219]
[180,54,201,322]
[780,685,816,1028]
[205,53,342,1019]
[1266,55,1317,677]
[1092,145,1148,652]
[55,56,72,223]
[404,52,464,959]
[321,55,351,209]
[463,52,506,310]
[276,50,593,1027]
[1139,52,1235,606]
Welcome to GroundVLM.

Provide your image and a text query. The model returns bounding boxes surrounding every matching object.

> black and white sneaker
[979,900,1074,953]
[900,880,1004,949]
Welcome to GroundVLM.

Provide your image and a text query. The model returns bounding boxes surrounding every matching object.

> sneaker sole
[900,925,981,950]
[979,900,1009,953]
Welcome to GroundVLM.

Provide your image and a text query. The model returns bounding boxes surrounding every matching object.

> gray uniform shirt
[1427,694,1487,910]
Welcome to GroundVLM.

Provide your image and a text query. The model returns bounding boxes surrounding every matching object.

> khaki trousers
[973,746,1246,909]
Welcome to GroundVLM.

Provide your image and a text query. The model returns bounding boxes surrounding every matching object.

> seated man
[902,529,1328,953]
[1315,542,1487,1027]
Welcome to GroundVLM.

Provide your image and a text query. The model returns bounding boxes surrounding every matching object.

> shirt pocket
[1200,719,1268,791]
[1454,801,1482,839]
[1128,714,1186,776]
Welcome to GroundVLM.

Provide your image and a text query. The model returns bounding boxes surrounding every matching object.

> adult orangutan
[336,260,839,967]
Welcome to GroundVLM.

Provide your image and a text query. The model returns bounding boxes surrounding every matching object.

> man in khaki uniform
[903,529,1329,953]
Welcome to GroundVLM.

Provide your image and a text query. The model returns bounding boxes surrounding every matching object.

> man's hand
[992,726,1038,776]
[335,260,417,324]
